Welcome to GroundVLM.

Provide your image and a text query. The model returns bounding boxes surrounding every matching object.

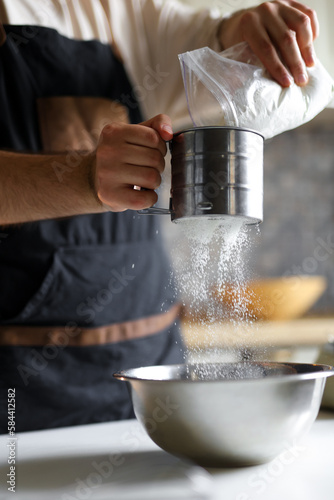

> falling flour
[171,216,264,377]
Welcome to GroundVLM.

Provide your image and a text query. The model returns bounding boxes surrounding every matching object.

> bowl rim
[114,361,334,384]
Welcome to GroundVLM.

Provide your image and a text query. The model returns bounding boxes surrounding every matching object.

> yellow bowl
[213,275,327,321]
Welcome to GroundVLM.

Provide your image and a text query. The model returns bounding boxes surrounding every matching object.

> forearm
[0,149,102,225]
[0,115,174,224]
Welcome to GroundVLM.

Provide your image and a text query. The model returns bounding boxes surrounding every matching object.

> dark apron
[0,25,183,433]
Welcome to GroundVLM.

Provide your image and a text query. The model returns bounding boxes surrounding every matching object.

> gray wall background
[242,109,334,313]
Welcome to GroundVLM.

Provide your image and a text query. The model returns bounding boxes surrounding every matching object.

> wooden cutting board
[181,316,334,349]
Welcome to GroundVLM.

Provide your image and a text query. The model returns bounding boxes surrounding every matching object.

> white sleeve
[108,0,227,129]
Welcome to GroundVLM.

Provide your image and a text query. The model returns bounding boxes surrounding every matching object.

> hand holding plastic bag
[178,42,334,139]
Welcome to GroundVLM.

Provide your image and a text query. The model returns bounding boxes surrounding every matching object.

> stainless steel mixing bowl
[114,362,334,467]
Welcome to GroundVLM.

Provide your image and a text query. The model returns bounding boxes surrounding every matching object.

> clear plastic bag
[178,42,334,139]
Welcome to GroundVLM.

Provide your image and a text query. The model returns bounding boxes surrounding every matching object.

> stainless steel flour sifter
[139,126,264,224]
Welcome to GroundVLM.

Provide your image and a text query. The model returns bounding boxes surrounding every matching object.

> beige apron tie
[0,304,182,346]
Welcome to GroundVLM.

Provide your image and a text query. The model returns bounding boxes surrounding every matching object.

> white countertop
[1,412,333,500]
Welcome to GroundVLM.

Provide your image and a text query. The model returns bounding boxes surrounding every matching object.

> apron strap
[0,2,6,46]
[0,24,5,46]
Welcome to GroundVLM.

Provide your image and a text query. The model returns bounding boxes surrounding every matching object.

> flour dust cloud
[171,217,265,366]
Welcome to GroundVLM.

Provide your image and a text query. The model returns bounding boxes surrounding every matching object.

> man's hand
[94,114,173,212]
[0,115,173,224]
[218,0,319,87]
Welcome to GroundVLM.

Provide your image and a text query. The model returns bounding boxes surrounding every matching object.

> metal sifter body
[170,126,263,224]
[139,126,264,224]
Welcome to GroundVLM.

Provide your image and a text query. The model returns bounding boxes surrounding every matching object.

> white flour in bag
[179,42,334,139]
